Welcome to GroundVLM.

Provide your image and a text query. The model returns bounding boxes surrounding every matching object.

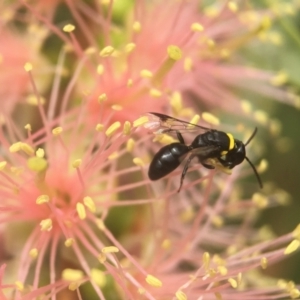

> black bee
[147,112,262,192]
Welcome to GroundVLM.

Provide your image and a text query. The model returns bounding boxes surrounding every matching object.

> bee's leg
[176,131,185,144]
[201,161,215,169]
[178,154,194,192]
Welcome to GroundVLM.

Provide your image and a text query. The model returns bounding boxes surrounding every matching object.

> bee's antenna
[245,127,257,146]
[244,127,263,188]
[245,156,263,188]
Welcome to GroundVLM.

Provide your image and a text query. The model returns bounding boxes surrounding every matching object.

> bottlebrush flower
[18,0,299,126]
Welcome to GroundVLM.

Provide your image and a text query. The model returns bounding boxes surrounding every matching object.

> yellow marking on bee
[221,150,228,155]
[226,133,234,150]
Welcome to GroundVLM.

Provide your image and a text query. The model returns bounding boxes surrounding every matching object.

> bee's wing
[147,112,211,135]
[190,145,220,158]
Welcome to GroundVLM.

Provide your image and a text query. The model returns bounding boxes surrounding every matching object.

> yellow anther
[126,138,135,152]
[83,196,96,213]
[228,1,238,12]
[99,46,115,57]
[191,22,204,32]
[96,123,104,132]
[133,116,149,127]
[145,274,162,287]
[260,257,268,269]
[125,43,136,53]
[29,248,38,258]
[9,142,22,153]
[123,121,131,135]
[290,288,300,299]
[270,71,288,86]
[27,157,48,172]
[127,78,133,86]
[167,45,182,61]
[218,266,228,275]
[212,215,224,228]
[257,159,268,173]
[202,112,220,125]
[98,93,107,103]
[252,193,268,209]
[284,240,300,255]
[108,151,118,160]
[101,246,119,253]
[241,100,252,114]
[202,252,210,270]
[133,157,145,166]
[140,69,153,78]
[149,88,162,97]
[254,110,268,125]
[98,253,107,263]
[111,104,123,111]
[228,278,237,288]
[36,148,45,158]
[0,161,7,170]
[24,124,32,131]
[65,238,74,247]
[26,95,46,106]
[96,218,106,231]
[63,24,75,32]
[188,114,200,128]
[76,202,86,220]
[175,290,187,300]
[161,239,171,249]
[91,269,107,287]
[62,268,84,281]
[132,21,141,32]
[72,159,82,168]
[15,281,24,291]
[105,121,121,137]
[184,57,193,71]
[52,127,63,136]
[97,64,104,75]
[24,62,33,72]
[40,218,53,231]
[20,143,34,156]
[36,194,50,204]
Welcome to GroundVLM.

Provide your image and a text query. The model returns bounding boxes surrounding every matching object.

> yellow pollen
[29,248,38,258]
[76,202,86,220]
[36,194,50,204]
[270,71,288,86]
[127,78,133,86]
[184,57,193,72]
[140,69,153,78]
[202,252,210,270]
[228,1,238,12]
[97,64,104,75]
[68,282,80,291]
[91,269,107,287]
[228,278,237,288]
[191,22,204,32]
[293,224,300,239]
[257,159,268,173]
[98,93,107,103]
[132,21,141,32]
[108,151,118,160]
[125,42,136,53]
[65,238,74,247]
[102,246,119,253]
[252,193,268,209]
[62,268,84,281]
[260,257,268,269]
[161,239,171,249]
[99,46,115,57]
[133,157,145,166]
[149,88,162,97]
[36,148,45,158]
[111,104,123,111]
[202,112,220,125]
[133,116,149,127]
[98,253,107,263]
[52,127,63,136]
[72,159,82,168]
[24,62,33,72]
[290,288,300,299]
[63,24,75,33]
[15,281,24,291]
[188,114,200,128]
[0,161,7,170]
[105,121,121,137]
[40,218,53,231]
[145,274,162,287]
[269,119,282,136]
[9,142,22,153]
[175,290,187,300]
[241,100,252,114]
[126,138,135,152]
[96,123,104,132]
[123,121,131,135]
[254,110,268,125]
[24,124,32,131]
[284,240,300,255]
[170,91,183,113]
[27,157,48,172]
[20,143,34,156]
[84,47,96,55]
[26,94,46,106]
[218,266,228,275]
[83,196,96,213]
[96,218,106,231]
[212,215,224,228]
[167,45,182,61]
